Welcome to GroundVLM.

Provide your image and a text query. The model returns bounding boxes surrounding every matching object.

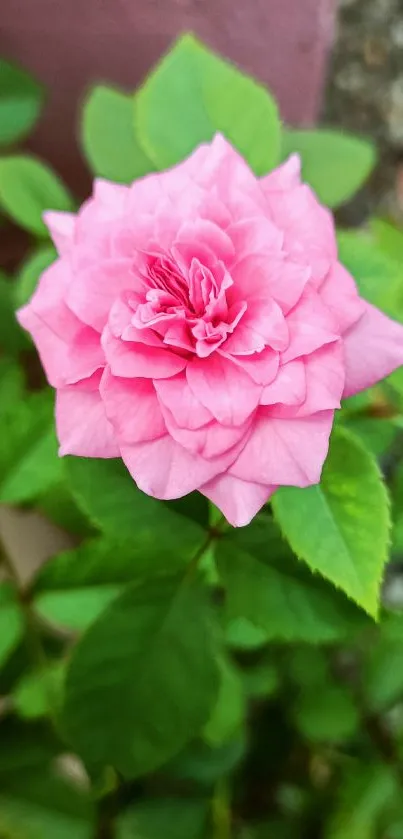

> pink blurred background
[0,0,337,195]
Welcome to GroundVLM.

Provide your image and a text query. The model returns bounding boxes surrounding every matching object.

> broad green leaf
[0,59,43,146]
[337,230,403,322]
[225,617,270,650]
[38,479,94,538]
[15,244,57,308]
[0,155,74,235]
[0,769,94,839]
[13,662,65,720]
[0,271,29,354]
[63,575,220,777]
[167,733,246,786]
[0,582,24,670]
[34,587,121,633]
[287,647,330,690]
[81,85,154,182]
[0,383,62,504]
[117,798,208,839]
[326,763,397,839]
[343,416,400,458]
[203,658,245,746]
[272,428,390,615]
[362,616,403,711]
[293,684,359,743]
[66,457,206,565]
[137,34,280,174]
[32,533,195,633]
[33,537,182,593]
[217,518,368,643]
[282,128,376,208]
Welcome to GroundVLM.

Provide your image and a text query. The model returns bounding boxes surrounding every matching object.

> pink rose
[18,135,403,526]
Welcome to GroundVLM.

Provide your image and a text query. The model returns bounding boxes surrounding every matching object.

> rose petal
[160,403,252,458]
[102,326,187,378]
[100,368,166,444]
[187,354,262,425]
[319,261,365,333]
[43,211,76,255]
[282,291,340,363]
[222,346,279,386]
[120,433,240,499]
[200,473,276,527]
[154,374,212,429]
[261,359,306,406]
[67,259,136,332]
[343,302,403,397]
[230,410,334,487]
[56,378,119,457]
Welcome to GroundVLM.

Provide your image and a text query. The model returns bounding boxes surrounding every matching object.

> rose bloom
[18,135,403,526]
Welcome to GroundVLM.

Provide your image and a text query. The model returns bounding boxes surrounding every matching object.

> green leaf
[0,155,74,235]
[224,617,270,650]
[15,244,57,308]
[117,798,208,839]
[0,59,43,146]
[362,614,403,711]
[0,582,24,670]
[33,536,181,594]
[34,587,121,633]
[342,416,400,458]
[217,518,368,643]
[0,271,29,354]
[337,229,403,322]
[203,658,245,746]
[281,128,376,208]
[370,217,403,262]
[293,684,359,743]
[81,85,154,183]
[66,457,206,565]
[0,382,62,505]
[13,662,65,720]
[326,763,397,839]
[137,34,280,174]
[167,733,246,786]
[63,575,220,777]
[32,533,195,633]
[272,427,390,616]
[37,479,94,538]
[0,769,94,839]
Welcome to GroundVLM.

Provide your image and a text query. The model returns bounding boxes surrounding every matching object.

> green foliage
[337,229,403,322]
[282,128,376,208]
[136,34,281,174]
[0,582,24,670]
[0,769,94,839]
[63,576,220,776]
[325,764,398,839]
[272,427,390,616]
[293,683,359,743]
[0,361,62,503]
[217,518,369,643]
[0,59,43,146]
[0,155,74,235]
[117,798,208,839]
[82,85,154,182]
[0,271,29,354]
[15,244,57,308]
